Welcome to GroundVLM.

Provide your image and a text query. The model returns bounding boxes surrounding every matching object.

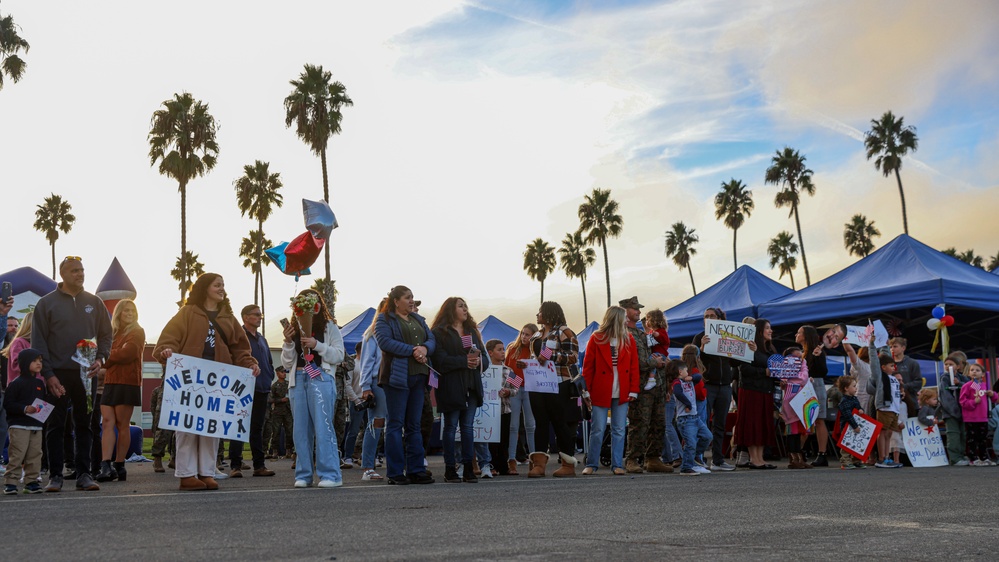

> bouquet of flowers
[291,293,320,339]
[72,338,98,413]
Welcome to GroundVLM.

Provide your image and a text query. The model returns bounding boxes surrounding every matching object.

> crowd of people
[2,257,999,495]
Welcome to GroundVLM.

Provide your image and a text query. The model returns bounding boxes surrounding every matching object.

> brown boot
[179,476,207,491]
[552,453,577,478]
[472,460,481,476]
[788,453,806,469]
[507,459,520,476]
[153,457,165,473]
[645,457,674,473]
[625,458,644,474]
[198,475,219,490]
[528,452,549,478]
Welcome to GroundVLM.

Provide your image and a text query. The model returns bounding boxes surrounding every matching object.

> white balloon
[926,318,941,330]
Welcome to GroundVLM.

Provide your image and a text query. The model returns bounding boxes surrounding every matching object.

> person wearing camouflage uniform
[150,376,175,472]
[333,354,354,451]
[268,367,294,457]
[620,296,671,474]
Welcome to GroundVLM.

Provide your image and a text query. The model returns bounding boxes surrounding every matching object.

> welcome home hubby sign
[158,354,255,442]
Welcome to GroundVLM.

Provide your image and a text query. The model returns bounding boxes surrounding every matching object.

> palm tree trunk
[320,146,331,282]
[894,168,909,235]
[732,228,738,271]
[788,268,796,291]
[540,279,545,306]
[50,242,56,280]
[255,219,263,306]
[793,204,811,286]
[687,265,697,295]
[601,237,611,307]
[260,267,266,339]
[581,277,589,325]
[180,180,188,304]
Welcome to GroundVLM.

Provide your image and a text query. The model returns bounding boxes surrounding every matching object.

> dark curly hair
[538,301,567,328]
[188,273,232,314]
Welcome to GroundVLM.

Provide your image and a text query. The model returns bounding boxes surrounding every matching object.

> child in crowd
[3,348,47,495]
[779,346,811,469]
[868,342,904,468]
[671,359,711,476]
[681,344,708,465]
[959,363,998,466]
[835,375,864,470]
[917,388,938,427]
[644,309,671,362]
[483,339,519,476]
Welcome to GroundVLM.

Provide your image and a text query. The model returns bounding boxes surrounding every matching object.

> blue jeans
[443,408,475,466]
[677,415,712,471]
[291,369,342,484]
[343,405,366,461]
[587,401,629,470]
[384,375,428,479]
[662,394,682,462]
[474,442,491,466]
[360,383,387,470]
[508,388,536,460]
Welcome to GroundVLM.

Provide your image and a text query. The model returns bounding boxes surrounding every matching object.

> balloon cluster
[927,304,952,357]
[265,199,339,280]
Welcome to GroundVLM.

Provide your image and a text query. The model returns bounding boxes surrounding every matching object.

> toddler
[959,363,998,466]
[917,388,938,427]
[3,348,46,495]
[643,309,671,362]
[671,360,711,476]
[835,375,864,470]
[779,346,811,469]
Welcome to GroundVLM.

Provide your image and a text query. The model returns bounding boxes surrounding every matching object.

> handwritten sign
[26,398,54,423]
[837,410,882,461]
[842,320,889,348]
[473,366,503,443]
[703,320,756,363]
[789,380,820,430]
[522,359,560,394]
[902,418,948,467]
[158,354,255,442]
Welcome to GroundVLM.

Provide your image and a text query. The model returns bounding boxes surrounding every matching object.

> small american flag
[506,375,523,388]
[428,367,440,389]
[305,361,323,379]
[461,335,473,349]
[539,346,552,360]
[971,380,982,393]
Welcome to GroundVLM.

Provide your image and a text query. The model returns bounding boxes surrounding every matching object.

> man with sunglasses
[31,257,112,492]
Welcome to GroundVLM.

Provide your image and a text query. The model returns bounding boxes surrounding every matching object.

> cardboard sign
[158,354,255,442]
[837,410,883,461]
[842,320,889,348]
[902,418,948,467]
[522,359,560,394]
[473,366,503,443]
[789,380,820,430]
[703,320,756,363]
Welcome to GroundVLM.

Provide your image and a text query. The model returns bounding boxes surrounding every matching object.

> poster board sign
[473,366,503,443]
[837,410,883,461]
[841,320,889,348]
[522,359,560,394]
[703,320,756,363]
[26,398,54,423]
[158,354,255,442]
[789,380,820,430]
[902,418,948,467]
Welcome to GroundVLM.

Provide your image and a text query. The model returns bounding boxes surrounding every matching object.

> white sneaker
[376,456,384,468]
[318,480,342,488]
[692,465,711,474]
[710,461,736,472]
[954,459,970,466]
[294,479,311,488]
[361,469,383,481]
[214,471,229,479]
[341,458,354,469]
[480,464,494,478]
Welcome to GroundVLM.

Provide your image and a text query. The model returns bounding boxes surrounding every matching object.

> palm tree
[767,231,799,290]
[714,178,754,270]
[664,222,699,296]
[988,251,999,272]
[865,111,918,235]
[148,92,220,304]
[765,147,816,286]
[170,251,205,302]
[32,194,76,279]
[523,238,556,305]
[310,278,338,321]
[238,229,272,309]
[0,7,30,90]
[558,231,596,324]
[577,188,623,307]
[957,249,984,268]
[843,214,881,258]
[234,160,283,320]
[284,64,353,283]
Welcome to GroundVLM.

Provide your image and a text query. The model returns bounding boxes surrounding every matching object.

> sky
[2,0,998,342]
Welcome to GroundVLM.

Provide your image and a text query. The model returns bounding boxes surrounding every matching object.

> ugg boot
[179,476,207,491]
[788,453,806,469]
[462,462,478,483]
[198,475,219,490]
[528,452,549,478]
[96,461,115,483]
[645,457,673,473]
[552,452,577,478]
[113,462,127,482]
[153,456,165,473]
[507,459,519,476]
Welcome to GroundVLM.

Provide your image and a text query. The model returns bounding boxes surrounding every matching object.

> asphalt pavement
[2,455,998,561]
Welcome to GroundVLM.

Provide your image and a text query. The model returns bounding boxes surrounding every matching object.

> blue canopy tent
[757,235,999,359]
[663,265,793,341]
[477,315,520,347]
[340,307,376,353]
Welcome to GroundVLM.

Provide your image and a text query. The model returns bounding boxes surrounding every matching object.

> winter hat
[17,347,43,375]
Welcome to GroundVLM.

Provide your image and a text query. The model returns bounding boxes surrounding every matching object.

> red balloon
[941,315,955,327]
[284,231,324,274]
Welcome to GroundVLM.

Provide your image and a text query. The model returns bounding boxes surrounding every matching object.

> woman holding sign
[154,274,259,491]
[522,301,580,478]
[580,306,639,475]
[430,297,489,483]
[733,319,776,469]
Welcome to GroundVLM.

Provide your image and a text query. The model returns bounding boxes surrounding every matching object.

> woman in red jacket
[581,306,639,475]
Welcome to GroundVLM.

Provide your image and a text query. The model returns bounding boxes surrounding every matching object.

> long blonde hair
[111,299,141,337]
[594,306,630,349]
[1,311,32,359]
[363,298,389,342]
[507,323,539,356]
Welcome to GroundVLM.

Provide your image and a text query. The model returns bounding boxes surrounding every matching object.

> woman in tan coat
[154,274,259,491]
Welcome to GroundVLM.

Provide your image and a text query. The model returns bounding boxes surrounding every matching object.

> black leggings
[965,422,990,461]
[529,380,577,457]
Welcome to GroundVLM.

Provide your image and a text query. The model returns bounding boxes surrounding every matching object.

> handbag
[377,350,392,388]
